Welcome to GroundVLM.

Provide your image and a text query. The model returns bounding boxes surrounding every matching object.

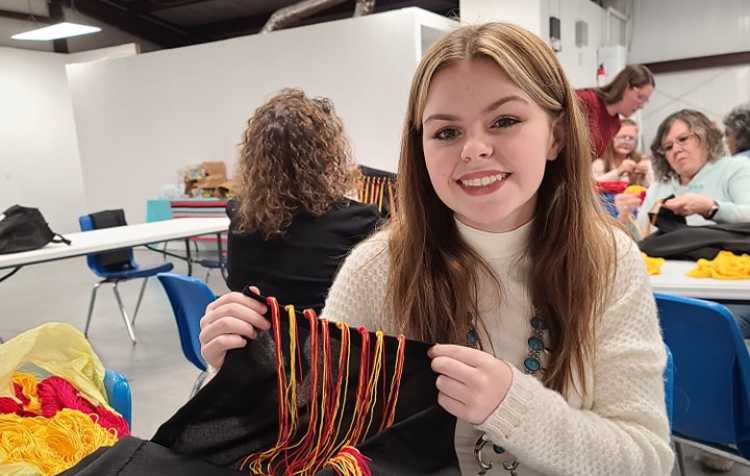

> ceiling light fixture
[12,22,101,41]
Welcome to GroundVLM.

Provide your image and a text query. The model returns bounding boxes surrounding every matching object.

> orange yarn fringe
[240,298,406,475]
[357,176,396,216]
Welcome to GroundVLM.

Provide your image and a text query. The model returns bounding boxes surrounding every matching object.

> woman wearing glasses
[615,109,750,239]
[592,118,653,186]
[576,64,655,160]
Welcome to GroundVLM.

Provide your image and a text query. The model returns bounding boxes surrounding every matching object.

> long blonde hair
[388,23,616,395]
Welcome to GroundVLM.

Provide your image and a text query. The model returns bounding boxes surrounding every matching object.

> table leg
[185,238,193,276]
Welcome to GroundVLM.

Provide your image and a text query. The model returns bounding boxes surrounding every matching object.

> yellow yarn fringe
[642,253,665,276]
[688,251,750,279]
[324,446,371,476]
[0,408,118,475]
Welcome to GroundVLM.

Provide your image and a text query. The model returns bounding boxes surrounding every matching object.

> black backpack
[0,205,71,255]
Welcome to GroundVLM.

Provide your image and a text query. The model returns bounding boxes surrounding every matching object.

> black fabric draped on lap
[61,294,460,476]
[639,205,750,260]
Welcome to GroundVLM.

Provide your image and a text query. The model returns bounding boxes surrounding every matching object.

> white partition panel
[0,47,85,233]
[67,8,456,223]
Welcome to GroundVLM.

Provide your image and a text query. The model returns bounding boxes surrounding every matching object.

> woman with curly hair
[724,102,750,158]
[223,88,380,316]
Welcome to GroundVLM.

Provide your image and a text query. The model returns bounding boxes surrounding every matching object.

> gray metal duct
[354,0,376,16]
[262,0,377,33]
[262,0,348,33]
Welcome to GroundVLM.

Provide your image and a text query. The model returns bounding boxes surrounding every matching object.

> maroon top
[576,89,621,159]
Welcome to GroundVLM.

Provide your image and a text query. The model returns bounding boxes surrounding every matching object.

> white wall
[629,0,750,63]
[460,0,544,34]
[0,47,85,233]
[640,65,750,154]
[546,0,603,88]
[66,43,140,65]
[459,0,604,88]
[66,8,456,224]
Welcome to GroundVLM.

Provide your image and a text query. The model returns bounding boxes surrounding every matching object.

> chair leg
[112,282,137,344]
[131,278,149,326]
[674,439,687,476]
[204,268,211,284]
[84,282,103,337]
[190,370,208,398]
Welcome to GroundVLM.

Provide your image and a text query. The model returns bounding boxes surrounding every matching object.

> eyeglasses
[614,135,637,144]
[660,132,697,154]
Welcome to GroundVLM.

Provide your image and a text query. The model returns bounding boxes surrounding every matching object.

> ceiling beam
[191,12,269,38]
[130,0,210,13]
[49,0,69,53]
[0,8,53,23]
[69,0,207,48]
[644,51,750,74]
[191,0,456,40]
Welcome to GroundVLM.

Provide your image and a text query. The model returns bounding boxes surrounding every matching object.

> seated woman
[724,102,750,158]
[225,89,380,314]
[592,118,653,187]
[615,109,750,238]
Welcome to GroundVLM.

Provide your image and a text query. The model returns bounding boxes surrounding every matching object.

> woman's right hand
[617,159,637,175]
[199,286,270,370]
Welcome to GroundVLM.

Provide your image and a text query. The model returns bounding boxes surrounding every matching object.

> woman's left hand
[428,344,513,425]
[663,193,714,217]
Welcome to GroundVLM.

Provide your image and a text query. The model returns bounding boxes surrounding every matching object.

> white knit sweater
[321,220,674,476]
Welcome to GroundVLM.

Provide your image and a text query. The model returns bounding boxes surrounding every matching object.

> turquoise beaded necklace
[469,316,548,476]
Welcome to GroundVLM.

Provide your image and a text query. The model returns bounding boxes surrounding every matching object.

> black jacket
[226,199,380,313]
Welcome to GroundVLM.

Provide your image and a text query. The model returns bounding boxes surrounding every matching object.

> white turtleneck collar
[454,217,533,261]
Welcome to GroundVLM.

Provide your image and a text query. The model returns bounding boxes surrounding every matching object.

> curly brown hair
[234,89,359,238]
[650,109,726,182]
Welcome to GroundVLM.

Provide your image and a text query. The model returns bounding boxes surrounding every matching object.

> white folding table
[650,259,750,302]
[0,217,230,277]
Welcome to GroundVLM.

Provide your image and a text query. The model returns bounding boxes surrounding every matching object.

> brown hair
[388,22,616,396]
[234,89,359,238]
[602,118,647,185]
[650,109,726,182]
[596,64,655,105]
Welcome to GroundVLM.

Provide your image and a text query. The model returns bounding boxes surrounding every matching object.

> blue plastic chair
[79,214,174,344]
[655,293,750,475]
[157,272,214,395]
[664,344,674,429]
[103,368,132,428]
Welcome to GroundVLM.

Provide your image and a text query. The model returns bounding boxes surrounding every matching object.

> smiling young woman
[201,23,673,476]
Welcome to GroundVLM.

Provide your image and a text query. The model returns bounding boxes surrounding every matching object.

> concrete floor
[1,249,749,476]
[0,249,228,439]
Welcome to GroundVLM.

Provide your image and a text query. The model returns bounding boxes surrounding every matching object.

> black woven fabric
[639,204,750,260]
[64,297,459,475]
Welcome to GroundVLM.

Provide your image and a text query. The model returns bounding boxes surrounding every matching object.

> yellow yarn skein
[0,408,118,475]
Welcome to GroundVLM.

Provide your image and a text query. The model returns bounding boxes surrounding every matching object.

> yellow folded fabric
[0,461,43,476]
[0,408,118,476]
[687,251,750,279]
[0,323,109,410]
[642,253,665,275]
